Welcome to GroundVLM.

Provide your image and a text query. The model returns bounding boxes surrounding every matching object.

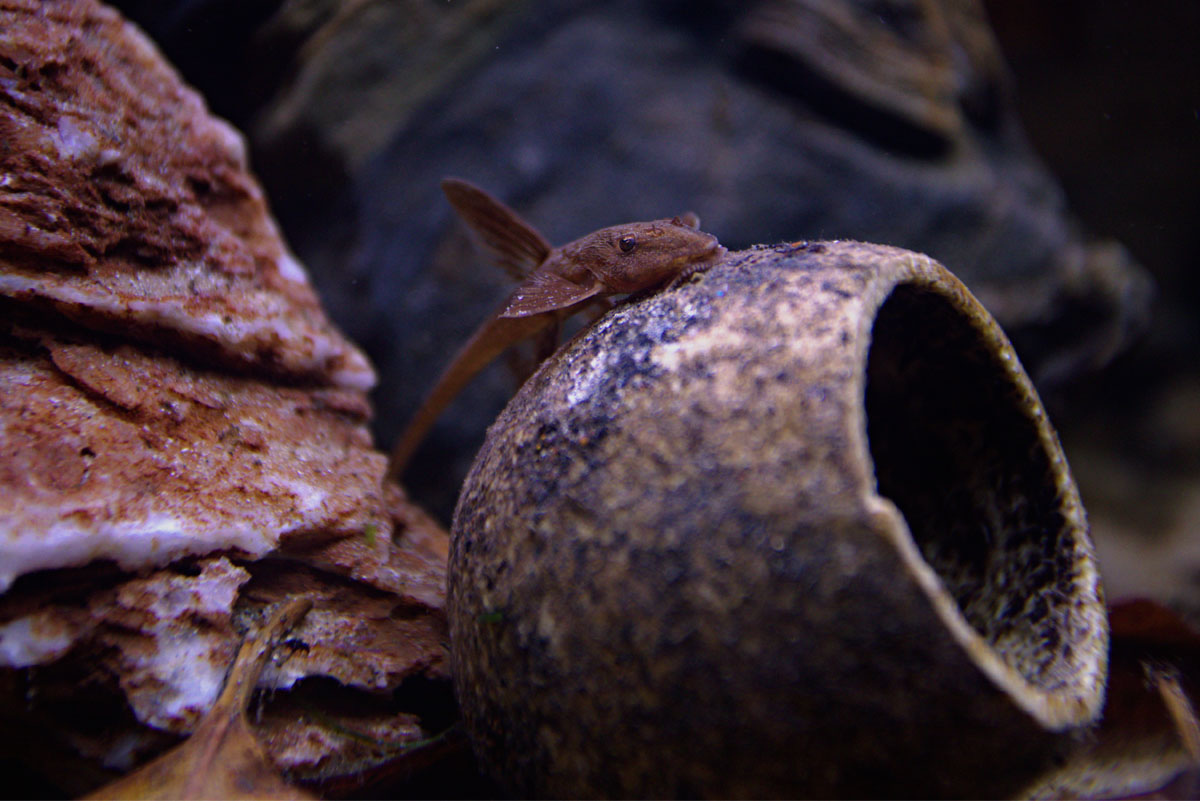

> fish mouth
[663,241,726,282]
[669,239,724,269]
[695,239,726,262]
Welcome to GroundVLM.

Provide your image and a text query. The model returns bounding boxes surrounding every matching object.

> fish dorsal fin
[441,178,553,279]
[500,270,603,318]
[674,212,700,229]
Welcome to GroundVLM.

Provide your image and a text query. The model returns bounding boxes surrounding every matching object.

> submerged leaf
[1024,598,1200,799]
[86,598,316,800]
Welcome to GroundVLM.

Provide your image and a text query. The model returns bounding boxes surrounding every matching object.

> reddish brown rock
[0,0,374,389]
[0,1,449,793]
[0,321,389,589]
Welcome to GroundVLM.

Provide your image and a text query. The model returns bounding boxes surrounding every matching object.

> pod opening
[864,283,1085,692]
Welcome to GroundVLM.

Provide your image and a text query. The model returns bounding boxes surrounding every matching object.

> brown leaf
[1146,664,1200,763]
[1024,598,1200,798]
[85,598,316,800]
[1110,597,1200,650]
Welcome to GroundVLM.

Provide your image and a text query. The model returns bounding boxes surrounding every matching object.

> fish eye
[618,234,637,253]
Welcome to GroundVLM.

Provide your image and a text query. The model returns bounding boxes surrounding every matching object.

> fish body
[387,178,724,479]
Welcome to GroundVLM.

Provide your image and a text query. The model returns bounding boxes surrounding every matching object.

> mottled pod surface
[449,241,1108,798]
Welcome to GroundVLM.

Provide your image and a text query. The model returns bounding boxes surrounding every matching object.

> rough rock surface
[0,319,387,590]
[0,0,374,389]
[0,1,449,793]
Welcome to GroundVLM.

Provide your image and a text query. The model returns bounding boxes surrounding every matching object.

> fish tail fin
[386,312,552,480]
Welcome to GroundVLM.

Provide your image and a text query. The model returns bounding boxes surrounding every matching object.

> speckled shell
[449,242,1108,798]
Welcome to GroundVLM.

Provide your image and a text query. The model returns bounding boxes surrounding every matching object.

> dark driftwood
[109,0,1149,515]
[450,241,1108,798]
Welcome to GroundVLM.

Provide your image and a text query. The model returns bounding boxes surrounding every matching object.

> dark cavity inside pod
[866,283,1085,694]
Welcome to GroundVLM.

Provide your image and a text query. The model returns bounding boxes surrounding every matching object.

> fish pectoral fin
[500,271,604,317]
[441,178,552,279]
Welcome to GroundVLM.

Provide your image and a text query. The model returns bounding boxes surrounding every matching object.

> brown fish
[387,178,725,480]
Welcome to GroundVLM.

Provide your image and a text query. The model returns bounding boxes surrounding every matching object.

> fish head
[567,217,725,294]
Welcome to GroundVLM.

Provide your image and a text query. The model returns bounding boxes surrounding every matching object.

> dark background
[986,0,1200,604]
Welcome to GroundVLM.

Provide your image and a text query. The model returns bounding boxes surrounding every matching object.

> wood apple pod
[449,241,1109,798]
